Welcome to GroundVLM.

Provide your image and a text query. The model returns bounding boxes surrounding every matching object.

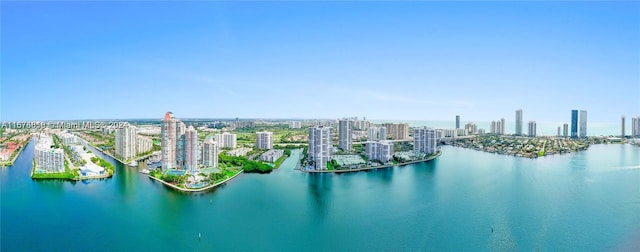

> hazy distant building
[557,126,561,137]
[516,109,523,136]
[632,116,640,137]
[308,126,332,170]
[184,126,199,173]
[571,110,578,138]
[456,115,460,129]
[115,124,137,160]
[202,137,218,168]
[368,127,379,141]
[490,118,505,135]
[381,123,409,140]
[60,132,78,145]
[413,127,437,154]
[528,121,537,137]
[621,116,625,138]
[490,121,496,134]
[34,135,64,173]
[563,123,569,138]
[215,132,237,149]
[288,121,302,129]
[338,119,352,151]
[579,110,587,138]
[379,127,387,140]
[256,131,273,150]
[465,122,477,135]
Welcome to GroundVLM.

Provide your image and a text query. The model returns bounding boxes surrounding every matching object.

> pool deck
[148,170,244,192]
[298,151,442,173]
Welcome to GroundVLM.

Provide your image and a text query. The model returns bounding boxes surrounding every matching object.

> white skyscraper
[563,123,569,138]
[365,140,394,163]
[368,126,379,141]
[413,127,437,154]
[215,132,237,149]
[34,134,64,173]
[500,118,506,135]
[528,121,537,137]
[136,136,153,154]
[379,127,387,140]
[621,116,625,138]
[308,126,332,170]
[516,109,523,136]
[579,110,587,138]
[632,116,640,137]
[338,119,352,151]
[115,124,137,160]
[256,131,273,150]
[184,126,198,173]
[202,137,218,168]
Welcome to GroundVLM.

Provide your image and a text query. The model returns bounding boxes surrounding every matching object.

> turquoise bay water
[1,140,639,250]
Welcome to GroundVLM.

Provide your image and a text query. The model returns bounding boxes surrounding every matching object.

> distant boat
[139,169,150,174]
[129,160,138,167]
[199,232,201,240]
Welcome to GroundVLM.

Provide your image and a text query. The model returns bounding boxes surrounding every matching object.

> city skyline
[2,2,639,122]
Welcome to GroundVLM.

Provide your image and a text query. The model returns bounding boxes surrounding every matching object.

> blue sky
[1,1,639,122]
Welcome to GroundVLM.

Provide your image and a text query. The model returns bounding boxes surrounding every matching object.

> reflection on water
[307,173,332,218]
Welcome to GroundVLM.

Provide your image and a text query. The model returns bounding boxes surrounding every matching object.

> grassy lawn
[273,154,288,169]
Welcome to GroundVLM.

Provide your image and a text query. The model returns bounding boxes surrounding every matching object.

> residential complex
[161,112,184,170]
[115,124,137,160]
[60,132,78,145]
[528,121,536,137]
[413,127,437,154]
[490,118,506,135]
[465,122,477,135]
[184,126,199,173]
[621,116,625,137]
[368,126,387,141]
[338,119,352,151]
[34,135,64,173]
[136,136,153,154]
[571,110,578,138]
[308,126,332,170]
[201,137,218,168]
[516,109,523,136]
[382,123,409,140]
[365,140,394,163]
[579,110,587,138]
[288,121,302,129]
[215,132,237,149]
[633,116,640,137]
[256,131,273,150]
[260,149,284,162]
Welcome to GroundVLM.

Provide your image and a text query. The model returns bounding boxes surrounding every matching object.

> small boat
[199,232,201,240]
[129,160,138,167]
[139,168,150,174]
